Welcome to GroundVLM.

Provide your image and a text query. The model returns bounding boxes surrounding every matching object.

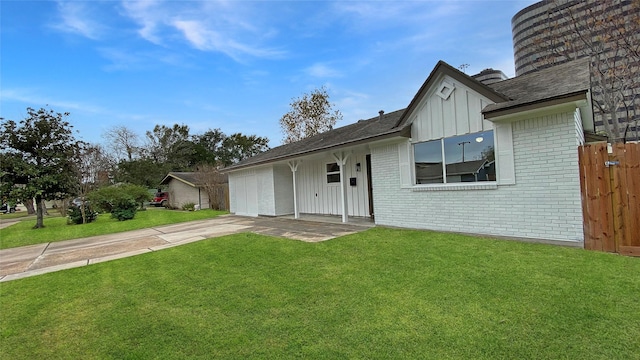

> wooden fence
[578,142,640,256]
[208,184,230,211]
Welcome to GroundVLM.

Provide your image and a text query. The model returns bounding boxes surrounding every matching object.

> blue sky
[1,0,535,147]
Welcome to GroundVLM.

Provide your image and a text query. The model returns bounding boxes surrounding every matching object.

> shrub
[182,202,196,211]
[111,198,138,221]
[67,204,98,225]
[88,184,152,214]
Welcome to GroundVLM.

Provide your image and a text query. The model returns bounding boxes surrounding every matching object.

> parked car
[150,191,169,207]
[1,203,17,214]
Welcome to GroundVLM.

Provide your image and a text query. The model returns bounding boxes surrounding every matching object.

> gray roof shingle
[224,109,409,171]
[483,57,591,115]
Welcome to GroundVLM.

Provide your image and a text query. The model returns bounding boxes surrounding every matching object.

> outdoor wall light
[356,163,361,172]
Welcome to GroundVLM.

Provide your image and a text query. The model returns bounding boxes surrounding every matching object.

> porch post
[332,151,351,223]
[288,160,300,219]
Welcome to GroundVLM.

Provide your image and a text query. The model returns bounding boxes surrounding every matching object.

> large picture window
[414,130,495,184]
[326,163,341,183]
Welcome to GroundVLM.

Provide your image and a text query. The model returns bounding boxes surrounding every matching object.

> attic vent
[436,80,455,100]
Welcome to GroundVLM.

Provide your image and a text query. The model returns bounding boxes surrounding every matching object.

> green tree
[143,124,194,168]
[192,128,227,165]
[193,129,269,166]
[0,107,81,228]
[220,133,269,166]
[115,158,170,188]
[279,86,343,144]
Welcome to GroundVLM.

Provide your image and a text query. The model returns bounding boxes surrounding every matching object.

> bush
[88,184,152,214]
[111,198,138,221]
[67,204,98,225]
[182,202,196,211]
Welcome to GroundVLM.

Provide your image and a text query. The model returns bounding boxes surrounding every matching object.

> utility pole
[458,141,470,162]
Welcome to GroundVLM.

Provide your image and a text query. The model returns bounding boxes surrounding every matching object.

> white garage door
[235,172,258,217]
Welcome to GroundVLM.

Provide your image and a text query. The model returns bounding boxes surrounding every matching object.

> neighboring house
[160,172,210,210]
[224,58,594,243]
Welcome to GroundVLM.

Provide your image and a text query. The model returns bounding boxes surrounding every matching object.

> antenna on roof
[459,63,470,73]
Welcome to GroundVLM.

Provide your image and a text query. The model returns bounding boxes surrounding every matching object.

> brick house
[224,59,594,244]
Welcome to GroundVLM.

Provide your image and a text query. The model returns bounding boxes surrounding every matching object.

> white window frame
[326,162,341,184]
[399,126,514,191]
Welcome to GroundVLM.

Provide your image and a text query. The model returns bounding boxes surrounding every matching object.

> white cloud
[1,88,103,114]
[119,0,163,44]
[120,0,285,61]
[52,1,103,39]
[305,63,343,78]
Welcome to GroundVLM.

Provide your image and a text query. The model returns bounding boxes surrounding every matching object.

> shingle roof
[160,172,200,186]
[483,57,591,116]
[223,59,591,172]
[160,171,229,186]
[223,109,410,171]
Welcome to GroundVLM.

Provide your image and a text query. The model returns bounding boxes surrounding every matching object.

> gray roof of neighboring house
[160,171,228,186]
[223,109,410,171]
[223,59,591,172]
[483,57,591,116]
[161,172,201,186]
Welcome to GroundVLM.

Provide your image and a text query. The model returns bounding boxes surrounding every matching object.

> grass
[1,227,639,359]
[0,208,227,250]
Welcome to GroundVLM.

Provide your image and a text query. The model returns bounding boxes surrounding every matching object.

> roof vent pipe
[379,110,384,120]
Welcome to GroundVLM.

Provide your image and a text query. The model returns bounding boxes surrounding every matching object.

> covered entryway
[288,149,372,223]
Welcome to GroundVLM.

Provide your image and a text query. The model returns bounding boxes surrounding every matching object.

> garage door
[235,172,258,217]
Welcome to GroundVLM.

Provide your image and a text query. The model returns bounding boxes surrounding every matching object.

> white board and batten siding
[399,74,516,186]
[296,152,370,217]
[410,75,494,142]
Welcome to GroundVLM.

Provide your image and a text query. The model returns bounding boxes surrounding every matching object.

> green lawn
[1,228,639,359]
[0,208,227,250]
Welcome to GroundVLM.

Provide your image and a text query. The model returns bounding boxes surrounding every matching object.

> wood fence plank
[622,143,640,252]
[578,146,593,249]
[599,144,617,252]
[611,143,626,252]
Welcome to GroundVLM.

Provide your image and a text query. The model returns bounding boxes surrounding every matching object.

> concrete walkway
[0,215,372,282]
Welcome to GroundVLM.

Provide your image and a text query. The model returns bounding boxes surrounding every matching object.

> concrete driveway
[0,215,372,282]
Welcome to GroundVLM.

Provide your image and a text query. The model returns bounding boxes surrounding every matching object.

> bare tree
[194,163,227,210]
[103,125,140,161]
[279,86,343,144]
[535,0,640,142]
[74,143,112,223]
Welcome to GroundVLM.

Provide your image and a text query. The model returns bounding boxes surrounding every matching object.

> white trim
[411,182,497,191]
[288,160,300,219]
[494,123,516,185]
[332,151,351,223]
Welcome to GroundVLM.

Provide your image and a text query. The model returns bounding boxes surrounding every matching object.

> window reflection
[414,130,495,184]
